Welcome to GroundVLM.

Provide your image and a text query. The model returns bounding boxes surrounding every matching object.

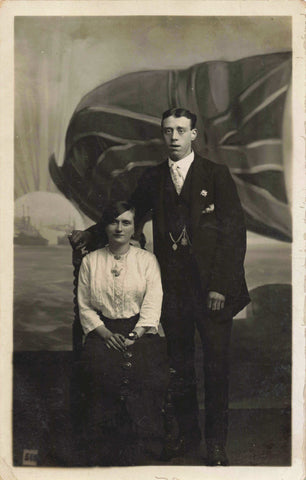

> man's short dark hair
[161,108,197,129]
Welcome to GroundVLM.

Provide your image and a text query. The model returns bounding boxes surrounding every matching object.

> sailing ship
[14,206,49,246]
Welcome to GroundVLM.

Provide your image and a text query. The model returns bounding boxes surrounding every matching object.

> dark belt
[95,312,155,338]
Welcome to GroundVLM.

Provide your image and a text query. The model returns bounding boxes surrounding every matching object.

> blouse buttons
[114,255,121,260]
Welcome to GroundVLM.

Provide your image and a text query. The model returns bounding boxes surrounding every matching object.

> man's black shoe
[206,444,229,466]
[160,435,201,461]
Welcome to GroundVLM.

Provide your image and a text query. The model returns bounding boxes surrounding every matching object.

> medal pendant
[172,243,178,251]
[181,237,188,246]
[111,269,121,277]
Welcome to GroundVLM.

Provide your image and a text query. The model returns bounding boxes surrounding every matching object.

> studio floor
[13,349,291,467]
[13,284,291,468]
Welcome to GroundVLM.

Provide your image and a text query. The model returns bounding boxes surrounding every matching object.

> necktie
[170,163,184,194]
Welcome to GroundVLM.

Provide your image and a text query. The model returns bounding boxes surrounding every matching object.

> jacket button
[123,351,132,359]
[122,362,132,369]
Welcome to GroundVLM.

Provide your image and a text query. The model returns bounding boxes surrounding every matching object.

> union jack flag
[49,52,292,242]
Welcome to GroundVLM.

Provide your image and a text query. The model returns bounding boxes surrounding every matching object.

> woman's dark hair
[100,200,135,230]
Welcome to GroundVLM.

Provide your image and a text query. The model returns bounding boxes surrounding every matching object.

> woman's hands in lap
[94,325,138,351]
[104,334,136,350]
[104,332,128,352]
[124,338,136,348]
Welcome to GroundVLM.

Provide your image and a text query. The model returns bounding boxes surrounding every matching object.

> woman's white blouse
[78,246,163,335]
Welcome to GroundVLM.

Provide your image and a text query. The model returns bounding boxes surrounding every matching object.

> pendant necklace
[111,262,123,277]
[169,226,192,251]
[107,246,128,277]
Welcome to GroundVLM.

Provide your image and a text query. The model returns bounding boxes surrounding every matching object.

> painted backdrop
[13,15,292,468]
[14,16,291,351]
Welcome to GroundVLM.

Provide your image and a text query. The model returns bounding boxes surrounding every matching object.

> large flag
[49,52,292,241]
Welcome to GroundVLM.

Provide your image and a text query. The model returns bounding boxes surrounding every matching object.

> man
[72,108,250,465]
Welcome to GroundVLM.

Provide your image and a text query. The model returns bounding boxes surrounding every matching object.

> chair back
[70,245,86,359]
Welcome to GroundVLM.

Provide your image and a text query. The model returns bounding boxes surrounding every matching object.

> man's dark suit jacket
[90,153,250,316]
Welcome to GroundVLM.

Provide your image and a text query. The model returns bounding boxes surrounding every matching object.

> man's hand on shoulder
[207,291,225,311]
[69,230,92,249]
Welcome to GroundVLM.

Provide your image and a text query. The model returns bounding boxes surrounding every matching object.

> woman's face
[105,209,135,247]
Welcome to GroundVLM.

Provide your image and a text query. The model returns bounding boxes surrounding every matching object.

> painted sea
[14,245,75,351]
[14,234,291,351]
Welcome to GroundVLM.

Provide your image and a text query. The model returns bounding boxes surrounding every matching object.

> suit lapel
[190,154,213,233]
[155,161,168,237]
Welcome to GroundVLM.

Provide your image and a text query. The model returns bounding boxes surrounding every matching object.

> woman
[77,201,167,466]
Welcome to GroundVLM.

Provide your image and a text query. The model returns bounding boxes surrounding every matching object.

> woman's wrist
[95,325,113,340]
[128,326,148,340]
[127,330,139,341]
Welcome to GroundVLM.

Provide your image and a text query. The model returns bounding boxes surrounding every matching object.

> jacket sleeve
[129,168,156,233]
[208,165,247,297]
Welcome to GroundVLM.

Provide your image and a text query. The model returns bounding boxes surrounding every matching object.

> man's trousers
[160,249,233,446]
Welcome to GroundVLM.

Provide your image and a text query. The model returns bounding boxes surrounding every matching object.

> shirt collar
[168,151,194,179]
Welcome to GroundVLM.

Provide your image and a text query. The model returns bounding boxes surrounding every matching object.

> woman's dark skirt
[72,315,169,466]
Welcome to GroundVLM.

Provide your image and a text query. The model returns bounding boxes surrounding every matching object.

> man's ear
[191,128,198,141]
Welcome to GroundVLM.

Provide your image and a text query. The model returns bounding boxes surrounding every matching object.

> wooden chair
[69,238,103,444]
[70,245,86,360]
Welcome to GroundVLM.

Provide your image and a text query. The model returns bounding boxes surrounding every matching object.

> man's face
[162,115,197,161]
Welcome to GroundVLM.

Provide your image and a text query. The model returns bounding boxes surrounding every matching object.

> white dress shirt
[78,246,163,335]
[168,150,194,182]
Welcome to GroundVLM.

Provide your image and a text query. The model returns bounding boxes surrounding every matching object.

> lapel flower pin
[200,189,208,197]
